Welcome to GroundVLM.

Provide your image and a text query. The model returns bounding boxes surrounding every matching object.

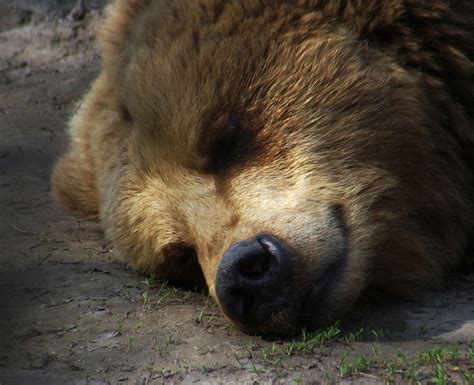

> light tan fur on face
[52,0,474,334]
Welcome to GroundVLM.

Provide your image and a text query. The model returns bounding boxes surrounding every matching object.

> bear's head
[52,0,473,335]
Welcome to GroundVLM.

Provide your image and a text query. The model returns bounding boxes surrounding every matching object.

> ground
[0,1,473,384]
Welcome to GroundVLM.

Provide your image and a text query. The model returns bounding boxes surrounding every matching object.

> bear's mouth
[300,243,347,330]
[300,204,349,329]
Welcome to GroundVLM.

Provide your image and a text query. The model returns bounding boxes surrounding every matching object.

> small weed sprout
[166,334,175,345]
[142,291,149,307]
[294,374,304,384]
[141,273,156,287]
[234,351,243,366]
[251,362,262,375]
[153,280,170,307]
[196,310,204,324]
[246,343,256,357]
[463,368,473,385]
[468,345,474,362]
[155,291,170,306]
[127,336,135,353]
[345,328,365,343]
[339,352,375,378]
[396,351,408,367]
[271,342,278,355]
[370,329,387,340]
[432,366,447,385]
[183,291,192,301]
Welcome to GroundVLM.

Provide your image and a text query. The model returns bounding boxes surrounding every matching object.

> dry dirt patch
[1,2,473,384]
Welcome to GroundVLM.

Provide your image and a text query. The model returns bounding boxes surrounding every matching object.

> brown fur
[52,0,474,334]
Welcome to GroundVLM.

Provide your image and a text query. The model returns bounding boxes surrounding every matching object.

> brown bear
[52,0,474,335]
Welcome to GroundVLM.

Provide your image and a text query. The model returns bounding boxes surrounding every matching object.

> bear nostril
[237,249,271,279]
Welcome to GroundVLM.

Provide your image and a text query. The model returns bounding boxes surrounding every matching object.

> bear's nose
[215,235,292,328]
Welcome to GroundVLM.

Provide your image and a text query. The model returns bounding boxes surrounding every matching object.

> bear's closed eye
[119,104,133,123]
[201,112,261,175]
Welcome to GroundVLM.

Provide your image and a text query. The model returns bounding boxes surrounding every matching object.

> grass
[224,322,393,381]
[463,368,474,384]
[137,273,175,308]
[432,366,447,385]
[469,343,474,361]
[127,336,135,353]
[123,274,474,383]
[282,321,342,357]
[251,362,262,375]
[141,273,157,287]
[222,321,473,384]
[144,361,154,371]
[155,290,171,306]
[335,345,474,383]
[339,351,376,377]
[152,336,165,356]
[279,321,388,358]
[62,324,76,332]
[418,347,461,365]
[183,290,193,301]
[142,291,149,307]
[294,374,304,384]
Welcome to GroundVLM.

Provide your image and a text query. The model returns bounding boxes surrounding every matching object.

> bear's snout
[215,235,293,329]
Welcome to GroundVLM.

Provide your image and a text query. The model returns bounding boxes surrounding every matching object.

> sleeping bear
[52,0,474,335]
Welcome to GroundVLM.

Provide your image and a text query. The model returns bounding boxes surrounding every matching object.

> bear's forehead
[120,1,347,105]
[115,0,420,173]
[119,4,356,131]
[121,5,272,113]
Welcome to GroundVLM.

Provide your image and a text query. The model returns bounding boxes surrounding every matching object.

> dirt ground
[0,1,473,384]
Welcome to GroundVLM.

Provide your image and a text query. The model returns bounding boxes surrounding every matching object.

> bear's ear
[322,0,474,118]
[97,0,150,72]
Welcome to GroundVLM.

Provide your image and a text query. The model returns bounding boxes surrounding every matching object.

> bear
[52,0,474,335]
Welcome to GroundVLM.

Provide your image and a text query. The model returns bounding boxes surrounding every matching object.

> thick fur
[52,0,474,334]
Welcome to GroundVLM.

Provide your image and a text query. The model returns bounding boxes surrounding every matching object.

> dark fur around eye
[119,104,133,123]
[201,112,261,175]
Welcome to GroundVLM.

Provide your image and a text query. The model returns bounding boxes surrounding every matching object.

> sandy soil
[1,1,473,384]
